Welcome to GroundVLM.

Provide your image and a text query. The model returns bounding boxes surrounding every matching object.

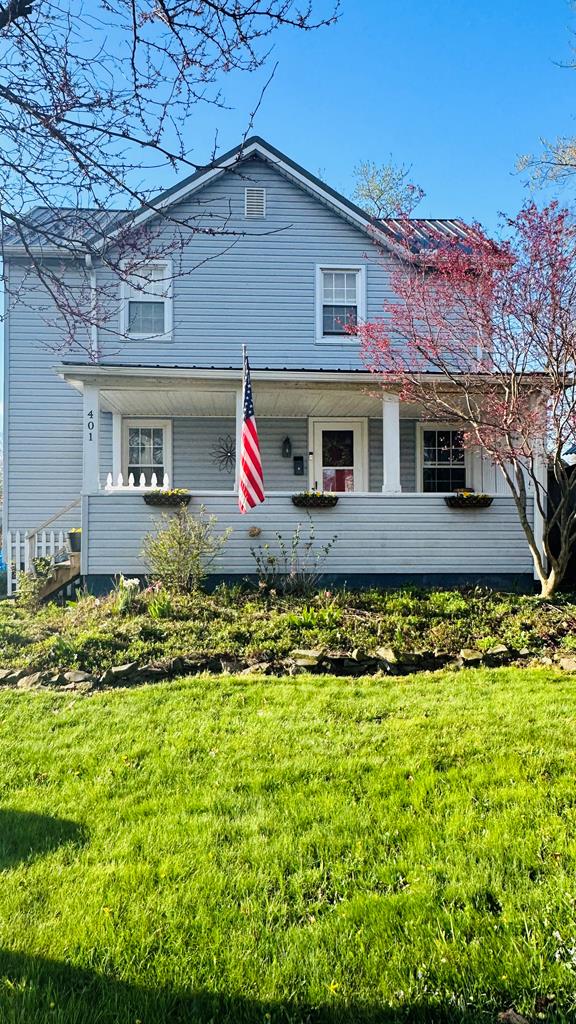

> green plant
[251,517,338,597]
[145,583,174,619]
[291,490,339,508]
[17,557,54,611]
[111,574,141,615]
[142,506,231,593]
[143,488,191,508]
[284,604,342,629]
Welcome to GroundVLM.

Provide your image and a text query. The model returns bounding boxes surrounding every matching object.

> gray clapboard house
[2,137,539,594]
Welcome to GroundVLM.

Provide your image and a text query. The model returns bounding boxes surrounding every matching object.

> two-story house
[2,137,539,594]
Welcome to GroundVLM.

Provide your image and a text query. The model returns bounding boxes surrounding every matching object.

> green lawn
[0,668,575,1023]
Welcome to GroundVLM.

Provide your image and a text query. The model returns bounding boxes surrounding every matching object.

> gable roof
[1,136,475,255]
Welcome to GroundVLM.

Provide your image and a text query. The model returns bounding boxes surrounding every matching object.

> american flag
[238,347,265,514]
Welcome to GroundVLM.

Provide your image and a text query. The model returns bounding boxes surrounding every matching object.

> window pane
[323,467,354,492]
[423,466,466,492]
[126,425,165,480]
[345,273,357,302]
[322,305,357,335]
[323,272,335,302]
[322,430,354,467]
[128,301,165,335]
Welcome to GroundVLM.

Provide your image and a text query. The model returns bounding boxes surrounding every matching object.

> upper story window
[420,426,467,492]
[120,260,173,340]
[315,265,366,343]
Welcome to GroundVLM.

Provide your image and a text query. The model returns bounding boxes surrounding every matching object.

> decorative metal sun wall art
[210,434,236,474]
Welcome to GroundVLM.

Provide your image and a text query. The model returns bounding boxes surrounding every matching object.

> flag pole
[235,344,246,494]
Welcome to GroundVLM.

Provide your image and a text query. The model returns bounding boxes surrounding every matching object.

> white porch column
[381,393,401,493]
[82,383,100,493]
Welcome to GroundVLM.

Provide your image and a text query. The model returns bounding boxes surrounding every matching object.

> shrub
[251,517,337,597]
[142,506,231,593]
[17,557,54,612]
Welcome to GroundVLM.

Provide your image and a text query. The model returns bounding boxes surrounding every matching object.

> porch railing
[105,472,171,490]
[6,497,80,595]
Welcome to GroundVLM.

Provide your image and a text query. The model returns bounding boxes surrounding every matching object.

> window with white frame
[122,420,172,485]
[316,266,365,340]
[121,261,172,338]
[420,426,467,492]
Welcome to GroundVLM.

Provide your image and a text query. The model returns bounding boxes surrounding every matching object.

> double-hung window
[122,420,172,486]
[420,426,467,492]
[120,261,172,339]
[316,265,366,342]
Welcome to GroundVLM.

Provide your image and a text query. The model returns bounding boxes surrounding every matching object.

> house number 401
[87,410,95,441]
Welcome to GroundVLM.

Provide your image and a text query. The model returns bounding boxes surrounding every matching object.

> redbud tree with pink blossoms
[354,203,576,598]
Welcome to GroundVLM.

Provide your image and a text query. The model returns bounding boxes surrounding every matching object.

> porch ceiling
[98,384,386,418]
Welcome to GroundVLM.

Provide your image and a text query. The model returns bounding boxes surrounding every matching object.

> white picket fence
[6,528,70,595]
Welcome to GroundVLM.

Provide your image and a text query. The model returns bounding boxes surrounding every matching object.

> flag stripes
[238,348,265,513]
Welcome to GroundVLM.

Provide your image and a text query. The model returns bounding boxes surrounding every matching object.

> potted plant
[444,489,494,509]
[68,528,81,552]
[143,488,191,508]
[291,490,339,509]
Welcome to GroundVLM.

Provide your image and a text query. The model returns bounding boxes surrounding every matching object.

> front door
[311,419,368,492]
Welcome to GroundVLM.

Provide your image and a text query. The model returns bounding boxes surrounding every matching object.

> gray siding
[172,416,309,491]
[4,257,83,531]
[92,158,397,370]
[85,493,534,577]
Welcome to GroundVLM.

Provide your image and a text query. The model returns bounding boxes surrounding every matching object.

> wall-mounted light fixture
[282,436,292,459]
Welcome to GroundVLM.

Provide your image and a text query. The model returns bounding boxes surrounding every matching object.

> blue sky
[177,0,576,232]
[2,0,575,424]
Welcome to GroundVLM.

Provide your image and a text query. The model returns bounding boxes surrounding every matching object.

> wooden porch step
[38,552,81,601]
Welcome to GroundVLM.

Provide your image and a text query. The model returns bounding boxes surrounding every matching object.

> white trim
[315,264,366,345]
[96,489,507,499]
[112,413,122,482]
[82,384,101,494]
[120,418,173,484]
[58,365,376,385]
[309,417,368,493]
[382,394,401,493]
[416,422,470,493]
[119,259,173,342]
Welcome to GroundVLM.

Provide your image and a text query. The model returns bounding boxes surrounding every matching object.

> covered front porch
[62,363,511,498]
[58,363,536,586]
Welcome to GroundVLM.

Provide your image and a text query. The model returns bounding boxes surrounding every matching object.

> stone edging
[0,644,574,693]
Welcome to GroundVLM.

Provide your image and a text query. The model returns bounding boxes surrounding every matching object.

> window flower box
[444,491,493,510]
[291,491,339,509]
[143,489,191,508]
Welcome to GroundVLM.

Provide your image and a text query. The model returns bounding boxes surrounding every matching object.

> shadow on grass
[0,808,87,869]
[0,948,508,1024]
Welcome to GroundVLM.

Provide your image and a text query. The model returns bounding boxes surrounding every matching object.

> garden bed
[1,583,576,685]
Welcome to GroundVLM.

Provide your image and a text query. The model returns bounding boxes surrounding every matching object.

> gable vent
[245,186,266,218]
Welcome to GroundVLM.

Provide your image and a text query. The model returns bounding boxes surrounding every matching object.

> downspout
[84,254,100,362]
